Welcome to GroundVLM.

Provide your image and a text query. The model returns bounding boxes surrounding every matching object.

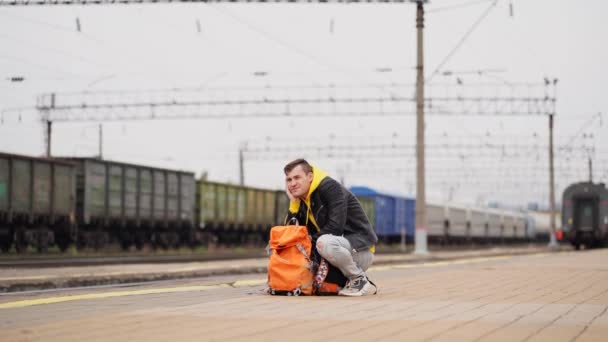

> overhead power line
[564,112,603,148]
[427,0,499,83]
[0,54,81,78]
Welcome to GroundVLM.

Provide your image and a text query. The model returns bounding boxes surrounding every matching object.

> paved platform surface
[0,246,550,292]
[1,247,607,341]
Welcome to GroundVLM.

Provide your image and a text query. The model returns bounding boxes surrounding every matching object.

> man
[284,158,378,296]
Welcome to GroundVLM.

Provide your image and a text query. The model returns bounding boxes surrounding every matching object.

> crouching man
[283,158,378,296]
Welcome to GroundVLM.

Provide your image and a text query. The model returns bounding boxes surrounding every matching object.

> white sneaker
[338,276,377,296]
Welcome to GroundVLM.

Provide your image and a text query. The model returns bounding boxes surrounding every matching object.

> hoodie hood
[301,165,328,231]
[304,165,328,204]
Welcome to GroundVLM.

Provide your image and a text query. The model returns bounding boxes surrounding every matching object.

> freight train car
[274,190,290,226]
[64,158,196,249]
[350,187,415,243]
[562,181,608,249]
[0,150,550,253]
[197,180,278,245]
[0,152,76,252]
[356,195,376,227]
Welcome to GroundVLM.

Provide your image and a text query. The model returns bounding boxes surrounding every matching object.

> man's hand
[285,184,297,202]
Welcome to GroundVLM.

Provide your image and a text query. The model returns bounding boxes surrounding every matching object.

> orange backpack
[267,221,314,296]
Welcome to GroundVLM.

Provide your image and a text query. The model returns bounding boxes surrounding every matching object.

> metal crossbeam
[32,84,554,123]
[34,98,552,122]
[244,143,594,154]
[0,0,422,6]
[242,143,597,160]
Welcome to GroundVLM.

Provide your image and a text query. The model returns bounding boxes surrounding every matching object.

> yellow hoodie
[288,165,328,232]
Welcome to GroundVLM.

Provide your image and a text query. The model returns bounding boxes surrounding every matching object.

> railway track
[0,250,268,268]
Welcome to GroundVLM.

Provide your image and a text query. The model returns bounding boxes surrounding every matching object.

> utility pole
[414,0,428,255]
[548,78,559,249]
[46,120,52,157]
[98,123,103,159]
[43,93,55,157]
[239,143,245,186]
[588,158,593,182]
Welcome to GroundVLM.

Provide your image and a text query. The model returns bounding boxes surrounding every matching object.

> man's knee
[315,234,342,259]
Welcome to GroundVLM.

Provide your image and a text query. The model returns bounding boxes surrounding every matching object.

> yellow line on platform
[232,279,267,287]
[0,284,231,309]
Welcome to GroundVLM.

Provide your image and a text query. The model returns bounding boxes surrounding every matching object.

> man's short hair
[284,158,313,175]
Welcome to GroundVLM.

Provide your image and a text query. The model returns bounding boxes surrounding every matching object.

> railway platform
[1,246,607,341]
[1,245,549,292]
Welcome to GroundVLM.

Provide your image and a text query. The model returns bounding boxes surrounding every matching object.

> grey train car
[0,152,76,252]
[486,210,503,241]
[503,214,516,239]
[426,203,448,243]
[514,215,527,239]
[448,205,468,241]
[424,202,529,244]
[562,182,608,249]
[469,208,488,241]
[65,158,195,249]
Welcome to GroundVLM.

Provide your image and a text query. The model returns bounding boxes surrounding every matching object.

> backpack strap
[295,243,311,262]
[313,258,329,292]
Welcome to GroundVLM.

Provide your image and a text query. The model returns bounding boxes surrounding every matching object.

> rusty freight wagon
[64,158,195,249]
[196,180,278,244]
[274,190,289,226]
[0,152,76,252]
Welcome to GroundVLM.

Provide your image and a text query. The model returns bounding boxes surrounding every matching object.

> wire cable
[426,0,499,83]
[0,54,82,78]
[206,3,404,98]
[564,112,603,149]
[0,33,109,69]
[0,10,106,44]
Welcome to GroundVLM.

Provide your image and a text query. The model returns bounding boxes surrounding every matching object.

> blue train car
[350,186,415,239]
[396,196,415,237]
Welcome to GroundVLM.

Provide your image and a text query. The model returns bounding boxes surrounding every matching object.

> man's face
[285,165,314,199]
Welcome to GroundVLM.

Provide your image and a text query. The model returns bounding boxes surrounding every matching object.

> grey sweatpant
[316,234,374,280]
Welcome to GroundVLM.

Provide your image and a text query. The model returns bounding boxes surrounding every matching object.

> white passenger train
[425,203,531,244]
[351,186,556,244]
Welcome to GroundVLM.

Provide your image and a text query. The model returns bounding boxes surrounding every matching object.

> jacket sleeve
[285,200,303,225]
[316,179,347,236]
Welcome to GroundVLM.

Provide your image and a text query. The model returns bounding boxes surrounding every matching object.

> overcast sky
[0,0,606,208]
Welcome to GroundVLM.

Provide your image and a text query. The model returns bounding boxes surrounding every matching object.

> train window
[583,207,592,217]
